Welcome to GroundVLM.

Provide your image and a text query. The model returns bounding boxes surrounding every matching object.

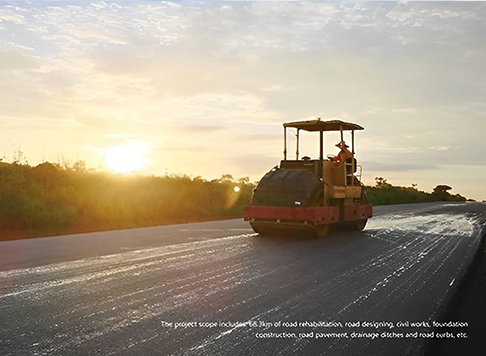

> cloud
[365,161,439,173]
[260,85,285,92]
[170,125,226,133]
[0,49,38,70]
[1,1,485,199]
[0,6,27,25]
[223,153,279,178]
[238,133,281,142]
[429,146,452,151]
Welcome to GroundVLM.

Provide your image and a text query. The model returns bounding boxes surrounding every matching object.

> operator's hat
[335,141,349,148]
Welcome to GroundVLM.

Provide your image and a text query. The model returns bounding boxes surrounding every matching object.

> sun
[105,142,147,174]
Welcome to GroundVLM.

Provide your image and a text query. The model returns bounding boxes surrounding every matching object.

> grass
[0,162,466,240]
[365,178,467,206]
[0,161,254,240]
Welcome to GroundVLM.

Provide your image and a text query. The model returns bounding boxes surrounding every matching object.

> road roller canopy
[282,118,364,164]
[283,119,364,132]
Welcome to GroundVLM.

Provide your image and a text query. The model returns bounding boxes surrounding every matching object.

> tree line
[0,161,254,240]
[366,176,467,206]
[0,162,467,241]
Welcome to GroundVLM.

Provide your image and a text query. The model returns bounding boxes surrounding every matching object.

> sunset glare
[105,143,147,174]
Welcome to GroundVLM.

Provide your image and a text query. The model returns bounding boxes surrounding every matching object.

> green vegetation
[0,161,254,240]
[365,177,467,206]
[0,162,468,241]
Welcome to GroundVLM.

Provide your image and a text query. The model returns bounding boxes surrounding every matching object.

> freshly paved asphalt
[1,202,485,356]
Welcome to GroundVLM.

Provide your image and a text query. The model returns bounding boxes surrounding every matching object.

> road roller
[244,118,372,237]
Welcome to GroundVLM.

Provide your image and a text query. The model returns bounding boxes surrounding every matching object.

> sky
[0,1,485,201]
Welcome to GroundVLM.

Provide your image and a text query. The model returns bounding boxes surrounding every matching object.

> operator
[334,141,353,164]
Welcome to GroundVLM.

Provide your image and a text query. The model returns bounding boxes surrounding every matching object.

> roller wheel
[250,222,272,236]
[315,224,329,238]
[356,219,368,231]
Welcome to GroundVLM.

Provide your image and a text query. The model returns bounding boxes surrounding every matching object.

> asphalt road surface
[1,202,485,356]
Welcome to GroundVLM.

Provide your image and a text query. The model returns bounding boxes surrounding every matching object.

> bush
[366,179,466,206]
[0,162,255,240]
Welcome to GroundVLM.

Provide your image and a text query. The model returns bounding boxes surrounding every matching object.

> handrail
[345,162,362,185]
[355,165,363,182]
